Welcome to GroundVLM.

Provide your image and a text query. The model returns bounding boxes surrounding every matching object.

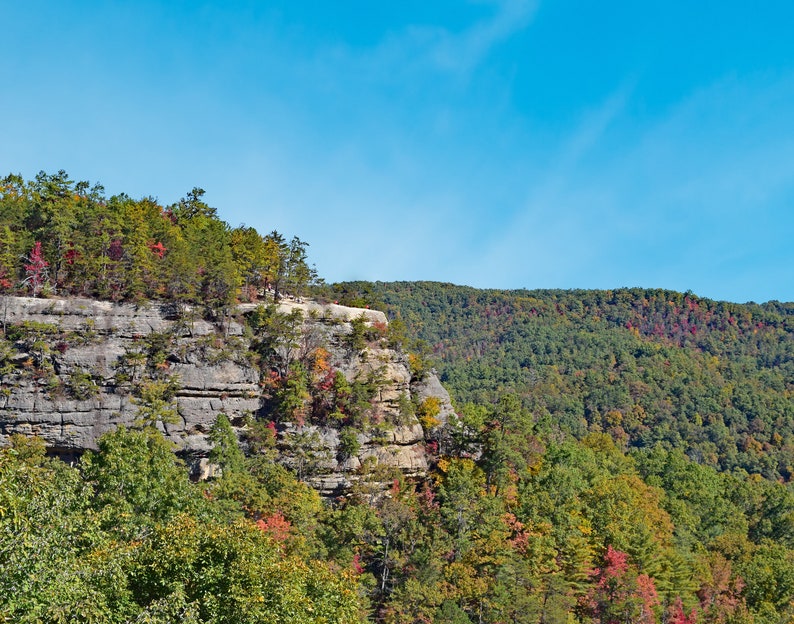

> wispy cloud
[423,0,538,74]
[624,74,794,212]
[555,82,635,172]
[468,71,794,299]
[468,83,632,283]
[344,0,538,82]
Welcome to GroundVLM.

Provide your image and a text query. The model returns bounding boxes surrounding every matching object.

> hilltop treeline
[0,170,319,308]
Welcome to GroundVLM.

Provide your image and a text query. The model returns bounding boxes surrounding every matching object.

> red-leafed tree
[0,267,11,292]
[579,545,660,624]
[668,596,698,624]
[697,552,748,624]
[256,512,292,543]
[23,241,49,297]
[148,241,166,259]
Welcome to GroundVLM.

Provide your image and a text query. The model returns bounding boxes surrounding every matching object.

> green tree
[249,305,305,377]
[231,225,268,300]
[481,393,542,495]
[263,230,289,300]
[284,236,319,297]
[0,225,22,289]
[133,377,181,427]
[208,413,245,475]
[0,435,134,621]
[128,514,365,623]
[81,426,197,536]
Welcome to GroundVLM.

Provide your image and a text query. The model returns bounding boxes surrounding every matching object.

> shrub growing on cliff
[7,321,59,370]
[132,377,181,427]
[338,427,361,464]
[282,428,330,481]
[345,315,369,354]
[407,339,433,380]
[68,368,99,400]
[417,396,442,430]
[209,413,245,474]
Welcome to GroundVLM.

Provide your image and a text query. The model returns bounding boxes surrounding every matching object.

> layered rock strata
[0,296,453,493]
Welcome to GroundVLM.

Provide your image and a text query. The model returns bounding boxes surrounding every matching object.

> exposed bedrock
[0,296,454,493]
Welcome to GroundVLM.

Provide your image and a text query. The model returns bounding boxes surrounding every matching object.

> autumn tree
[22,241,49,296]
[578,545,661,624]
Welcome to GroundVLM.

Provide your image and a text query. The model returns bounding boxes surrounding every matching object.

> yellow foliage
[417,396,441,430]
[605,410,623,427]
[312,347,331,374]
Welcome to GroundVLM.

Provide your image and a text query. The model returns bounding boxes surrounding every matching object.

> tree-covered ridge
[327,282,794,480]
[0,171,320,308]
[310,282,794,622]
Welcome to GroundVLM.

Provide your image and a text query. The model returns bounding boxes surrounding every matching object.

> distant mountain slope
[327,282,794,480]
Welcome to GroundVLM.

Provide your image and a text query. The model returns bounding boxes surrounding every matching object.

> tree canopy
[0,171,321,306]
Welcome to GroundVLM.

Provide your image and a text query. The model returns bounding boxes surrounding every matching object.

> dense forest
[2,173,794,623]
[328,282,794,480]
[316,282,794,622]
[0,170,320,308]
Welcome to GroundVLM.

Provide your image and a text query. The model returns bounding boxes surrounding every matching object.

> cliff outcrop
[0,296,453,494]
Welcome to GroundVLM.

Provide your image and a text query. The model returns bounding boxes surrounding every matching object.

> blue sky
[2,1,793,303]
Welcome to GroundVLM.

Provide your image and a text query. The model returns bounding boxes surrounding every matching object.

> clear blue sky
[2,1,793,303]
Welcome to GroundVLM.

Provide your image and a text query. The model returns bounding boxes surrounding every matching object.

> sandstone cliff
[0,296,453,494]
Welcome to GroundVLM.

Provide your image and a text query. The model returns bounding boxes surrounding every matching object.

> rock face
[0,296,454,493]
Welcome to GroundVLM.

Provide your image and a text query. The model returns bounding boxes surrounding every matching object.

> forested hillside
[318,281,794,622]
[0,431,365,621]
[329,281,794,479]
[2,174,794,623]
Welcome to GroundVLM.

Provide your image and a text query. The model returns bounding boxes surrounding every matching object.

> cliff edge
[0,296,453,494]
